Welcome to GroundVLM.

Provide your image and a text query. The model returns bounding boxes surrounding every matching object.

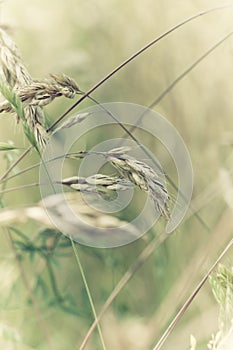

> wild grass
[0,1,233,350]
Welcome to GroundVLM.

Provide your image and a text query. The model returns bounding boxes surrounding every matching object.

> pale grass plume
[0,27,31,87]
[53,112,90,133]
[64,146,170,217]
[0,26,46,147]
[105,147,170,218]
[187,264,233,350]
[207,324,233,350]
[207,264,233,350]
[0,27,81,148]
[59,174,133,198]
[209,264,233,332]
[0,74,81,111]
[0,192,139,238]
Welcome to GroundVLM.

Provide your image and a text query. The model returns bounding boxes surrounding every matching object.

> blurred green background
[0,1,233,349]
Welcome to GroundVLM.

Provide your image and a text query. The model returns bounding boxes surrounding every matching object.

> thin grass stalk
[85,94,209,230]
[126,29,233,135]
[40,154,92,299]
[152,239,233,350]
[0,5,231,173]
[0,160,231,348]
[78,193,233,349]
[46,7,233,232]
[90,30,233,230]
[71,239,107,350]
[0,147,32,182]
[79,237,233,350]
[145,208,233,346]
[48,4,233,131]
[78,233,167,350]
[0,159,39,184]
[0,165,94,332]
[0,7,230,350]
[3,148,233,220]
[2,4,232,183]
[0,182,39,195]
[1,28,232,186]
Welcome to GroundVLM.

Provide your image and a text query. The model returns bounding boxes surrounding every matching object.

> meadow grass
[0,2,233,350]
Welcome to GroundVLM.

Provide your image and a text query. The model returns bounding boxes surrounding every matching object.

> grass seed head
[0,29,81,149]
[60,174,133,197]
[105,147,170,218]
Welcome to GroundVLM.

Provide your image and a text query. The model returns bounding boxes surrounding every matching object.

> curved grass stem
[71,240,107,350]
[0,146,32,182]
[152,239,233,350]
[48,4,233,131]
[2,26,232,190]
[78,233,167,350]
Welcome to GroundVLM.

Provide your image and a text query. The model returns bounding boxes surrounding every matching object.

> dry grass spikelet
[105,147,170,218]
[0,26,47,147]
[59,174,133,198]
[0,74,81,111]
[0,27,81,148]
[0,27,31,87]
